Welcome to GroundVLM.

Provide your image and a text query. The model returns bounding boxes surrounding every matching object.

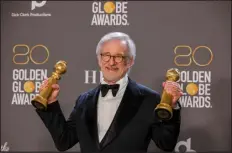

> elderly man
[36,32,182,153]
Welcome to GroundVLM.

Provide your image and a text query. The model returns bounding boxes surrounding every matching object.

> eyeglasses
[100,53,128,63]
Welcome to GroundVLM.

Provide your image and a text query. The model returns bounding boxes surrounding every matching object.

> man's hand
[162,81,183,108]
[39,79,60,104]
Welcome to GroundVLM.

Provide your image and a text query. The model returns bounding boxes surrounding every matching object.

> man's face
[98,39,134,83]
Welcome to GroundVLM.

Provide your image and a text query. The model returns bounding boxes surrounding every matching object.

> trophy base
[31,95,47,110]
[155,103,173,120]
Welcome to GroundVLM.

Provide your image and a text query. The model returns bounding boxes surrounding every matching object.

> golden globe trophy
[155,68,180,120]
[31,60,67,110]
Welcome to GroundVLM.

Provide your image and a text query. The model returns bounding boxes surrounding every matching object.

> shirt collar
[101,74,128,93]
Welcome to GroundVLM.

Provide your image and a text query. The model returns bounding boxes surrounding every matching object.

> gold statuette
[155,68,180,120]
[31,61,67,110]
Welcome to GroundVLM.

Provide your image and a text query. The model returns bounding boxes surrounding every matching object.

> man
[36,32,183,153]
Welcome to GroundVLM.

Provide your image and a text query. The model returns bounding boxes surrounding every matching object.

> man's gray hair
[96,32,136,60]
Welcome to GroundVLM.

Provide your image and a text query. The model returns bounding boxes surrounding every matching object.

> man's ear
[97,55,101,67]
[127,57,134,68]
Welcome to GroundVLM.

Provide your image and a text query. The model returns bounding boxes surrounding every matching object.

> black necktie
[100,84,120,97]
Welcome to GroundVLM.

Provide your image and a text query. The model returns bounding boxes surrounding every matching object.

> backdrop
[1,1,231,152]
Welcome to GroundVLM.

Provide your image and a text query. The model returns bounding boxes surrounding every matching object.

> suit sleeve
[151,94,181,152]
[35,96,81,151]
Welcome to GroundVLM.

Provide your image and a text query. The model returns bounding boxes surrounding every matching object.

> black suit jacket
[36,78,181,153]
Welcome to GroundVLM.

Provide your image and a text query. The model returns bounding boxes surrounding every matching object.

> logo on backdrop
[11,44,49,105]
[84,70,103,84]
[175,138,196,153]
[1,142,10,152]
[31,1,47,10]
[11,1,51,17]
[91,1,129,26]
[174,45,213,108]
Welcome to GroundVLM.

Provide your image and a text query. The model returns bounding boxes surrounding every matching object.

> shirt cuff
[173,101,181,110]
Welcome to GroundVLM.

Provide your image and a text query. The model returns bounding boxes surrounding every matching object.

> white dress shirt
[97,74,128,142]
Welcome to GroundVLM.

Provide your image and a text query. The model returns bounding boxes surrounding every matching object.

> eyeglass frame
[100,53,129,63]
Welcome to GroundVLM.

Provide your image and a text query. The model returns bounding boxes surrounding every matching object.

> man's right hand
[39,79,60,104]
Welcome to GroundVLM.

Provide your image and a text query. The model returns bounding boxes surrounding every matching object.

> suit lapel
[85,85,101,149]
[100,78,144,149]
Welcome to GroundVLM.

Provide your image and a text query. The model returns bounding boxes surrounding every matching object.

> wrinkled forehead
[100,39,128,54]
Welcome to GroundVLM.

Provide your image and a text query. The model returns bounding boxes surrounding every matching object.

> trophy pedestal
[31,95,47,110]
[155,103,173,120]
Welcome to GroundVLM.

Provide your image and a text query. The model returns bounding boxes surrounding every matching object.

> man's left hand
[162,81,183,108]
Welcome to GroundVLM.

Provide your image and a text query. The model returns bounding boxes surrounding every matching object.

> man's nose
[109,57,116,65]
